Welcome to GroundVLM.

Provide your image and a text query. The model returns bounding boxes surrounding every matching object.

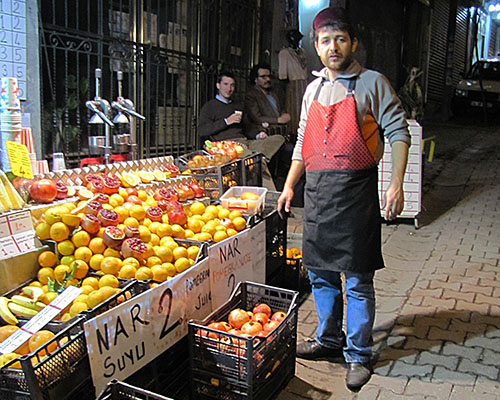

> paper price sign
[6,141,33,179]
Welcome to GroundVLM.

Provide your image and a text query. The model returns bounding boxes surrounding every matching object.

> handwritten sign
[84,268,191,397]
[0,209,36,259]
[6,141,33,179]
[181,258,211,321]
[0,286,82,354]
[208,228,253,309]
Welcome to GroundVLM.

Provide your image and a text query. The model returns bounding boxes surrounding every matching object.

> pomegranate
[55,182,68,200]
[88,178,105,193]
[154,187,178,202]
[95,193,110,203]
[165,164,179,177]
[263,320,280,332]
[103,226,125,250]
[102,175,120,194]
[97,209,119,227]
[127,195,142,205]
[240,321,263,336]
[252,312,269,326]
[81,214,101,234]
[124,225,140,238]
[165,200,183,212]
[256,330,269,338]
[167,208,187,226]
[121,238,148,261]
[228,308,251,329]
[29,179,58,203]
[146,206,163,222]
[156,199,169,211]
[125,187,138,197]
[84,200,103,216]
[271,311,287,322]
[220,218,236,230]
[189,181,204,198]
[252,303,272,317]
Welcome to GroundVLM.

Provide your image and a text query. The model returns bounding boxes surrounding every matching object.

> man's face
[254,68,272,90]
[315,27,357,75]
[217,76,235,100]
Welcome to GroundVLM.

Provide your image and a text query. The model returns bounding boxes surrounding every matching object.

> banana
[0,178,12,210]
[10,295,45,311]
[8,302,38,318]
[22,286,44,302]
[0,297,18,325]
[0,170,24,209]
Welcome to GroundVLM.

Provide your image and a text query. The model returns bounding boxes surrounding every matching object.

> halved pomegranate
[81,214,101,234]
[103,226,126,250]
[124,225,140,238]
[55,182,68,200]
[146,206,163,222]
[121,238,148,261]
[97,209,119,227]
[84,200,103,216]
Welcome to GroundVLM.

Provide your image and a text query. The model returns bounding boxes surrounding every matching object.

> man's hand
[226,111,242,125]
[256,131,268,139]
[277,113,291,124]
[383,181,404,221]
[277,186,294,219]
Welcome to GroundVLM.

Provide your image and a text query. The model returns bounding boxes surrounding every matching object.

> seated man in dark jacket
[198,70,285,190]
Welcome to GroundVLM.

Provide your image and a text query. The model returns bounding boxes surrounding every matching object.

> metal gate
[39,0,259,168]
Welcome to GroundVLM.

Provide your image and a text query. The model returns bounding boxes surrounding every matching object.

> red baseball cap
[313,7,349,32]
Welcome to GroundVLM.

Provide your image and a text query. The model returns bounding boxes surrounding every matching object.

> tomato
[29,179,58,203]
[252,303,272,317]
[241,321,263,336]
[228,308,251,329]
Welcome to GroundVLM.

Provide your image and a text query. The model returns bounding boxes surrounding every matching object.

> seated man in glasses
[198,70,284,190]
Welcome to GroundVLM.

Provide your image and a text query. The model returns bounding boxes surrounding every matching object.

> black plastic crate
[195,160,242,201]
[0,317,90,400]
[99,380,174,400]
[263,209,286,283]
[241,153,262,188]
[188,281,298,400]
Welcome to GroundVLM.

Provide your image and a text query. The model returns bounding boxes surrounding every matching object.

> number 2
[158,287,173,340]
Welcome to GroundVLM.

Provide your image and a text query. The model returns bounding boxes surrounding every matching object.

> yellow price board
[6,141,34,179]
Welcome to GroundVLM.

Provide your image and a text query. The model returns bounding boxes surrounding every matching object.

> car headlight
[455,89,467,97]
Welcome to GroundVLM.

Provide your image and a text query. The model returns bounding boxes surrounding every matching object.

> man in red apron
[277,7,410,392]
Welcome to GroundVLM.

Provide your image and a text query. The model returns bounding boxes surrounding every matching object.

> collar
[216,94,232,104]
[312,59,362,82]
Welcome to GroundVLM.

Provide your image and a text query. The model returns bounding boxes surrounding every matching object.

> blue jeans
[308,268,375,364]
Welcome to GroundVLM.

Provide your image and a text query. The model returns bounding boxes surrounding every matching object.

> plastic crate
[241,153,262,188]
[195,160,242,201]
[220,186,267,215]
[263,208,287,283]
[0,317,91,400]
[99,380,174,400]
[188,281,298,400]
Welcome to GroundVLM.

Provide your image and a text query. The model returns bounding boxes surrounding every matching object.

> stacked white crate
[378,120,422,227]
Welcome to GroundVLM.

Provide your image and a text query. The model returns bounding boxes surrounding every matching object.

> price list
[0,209,36,259]
[0,0,26,99]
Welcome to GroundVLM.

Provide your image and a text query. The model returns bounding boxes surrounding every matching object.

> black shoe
[345,362,373,392]
[296,339,344,360]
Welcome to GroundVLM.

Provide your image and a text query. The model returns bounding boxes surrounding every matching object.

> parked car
[452,58,500,114]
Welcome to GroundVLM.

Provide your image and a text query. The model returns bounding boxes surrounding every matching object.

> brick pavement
[277,123,500,399]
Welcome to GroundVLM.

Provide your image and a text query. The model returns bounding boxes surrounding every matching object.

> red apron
[301,79,384,272]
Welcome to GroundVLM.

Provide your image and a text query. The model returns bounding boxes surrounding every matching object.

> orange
[72,230,91,248]
[44,207,63,225]
[100,257,122,275]
[144,197,157,207]
[138,226,152,243]
[162,262,176,277]
[201,224,216,237]
[109,193,125,207]
[137,190,148,201]
[37,267,55,285]
[99,274,120,288]
[38,251,57,268]
[28,330,56,356]
[99,286,117,301]
[40,292,58,305]
[172,246,188,260]
[54,264,71,283]
[61,213,81,227]
[155,246,173,263]
[50,222,70,242]
[122,257,141,268]
[89,254,104,271]
[174,257,191,274]
[218,208,230,219]
[60,255,76,265]
[135,266,153,281]
[97,227,105,238]
[73,294,89,306]
[149,221,161,234]
[35,221,51,240]
[229,210,243,220]
[102,247,121,259]
[57,240,75,256]
[240,191,260,201]
[69,302,88,317]
[114,206,129,223]
[72,260,89,279]
[213,230,228,243]
[87,290,105,308]
[171,224,185,239]
[101,203,114,211]
[123,217,139,228]
[163,240,178,252]
[150,233,160,246]
[227,228,238,237]
[232,217,247,231]
[142,217,152,227]
[0,326,30,355]
[81,277,100,290]
[187,245,200,260]
[190,201,206,216]
[88,237,106,254]
[29,281,43,288]
[157,223,172,238]
[129,205,146,221]
[151,264,169,282]
[201,212,215,223]
[74,247,93,264]
[80,285,95,295]
[118,187,129,200]
[119,264,137,279]
[205,205,218,216]
[188,218,204,233]
[146,256,162,268]
[185,229,194,239]
[161,214,169,224]
[197,232,213,242]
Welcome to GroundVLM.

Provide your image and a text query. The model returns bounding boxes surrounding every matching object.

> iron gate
[39,0,259,168]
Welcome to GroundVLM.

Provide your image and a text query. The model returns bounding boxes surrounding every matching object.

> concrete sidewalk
[278,122,500,399]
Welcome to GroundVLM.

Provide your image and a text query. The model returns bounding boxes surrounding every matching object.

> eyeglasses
[258,74,271,78]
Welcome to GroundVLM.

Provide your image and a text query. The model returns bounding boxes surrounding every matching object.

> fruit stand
[0,145,296,400]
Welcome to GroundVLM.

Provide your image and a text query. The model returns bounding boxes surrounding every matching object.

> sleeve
[370,74,411,146]
[197,102,229,139]
[244,89,280,125]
